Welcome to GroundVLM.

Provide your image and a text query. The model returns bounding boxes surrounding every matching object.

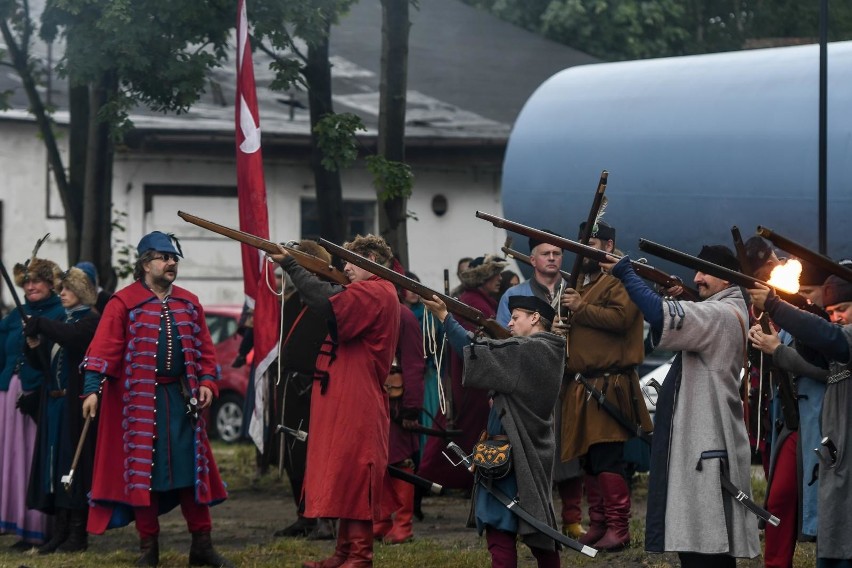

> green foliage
[313,112,366,172]
[366,154,414,201]
[460,0,852,61]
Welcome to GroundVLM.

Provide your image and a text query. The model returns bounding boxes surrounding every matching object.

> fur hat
[744,236,775,274]
[13,257,62,290]
[459,254,507,289]
[343,234,394,267]
[295,240,332,264]
[60,267,98,307]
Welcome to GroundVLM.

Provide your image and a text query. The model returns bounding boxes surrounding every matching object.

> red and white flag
[236,0,279,451]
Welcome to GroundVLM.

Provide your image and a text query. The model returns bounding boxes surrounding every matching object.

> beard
[581,257,600,272]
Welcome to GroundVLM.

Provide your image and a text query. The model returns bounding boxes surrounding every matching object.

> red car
[203,305,253,443]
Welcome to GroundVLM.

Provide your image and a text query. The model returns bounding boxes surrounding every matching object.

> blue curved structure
[501,41,852,277]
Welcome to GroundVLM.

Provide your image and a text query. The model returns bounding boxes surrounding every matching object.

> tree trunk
[304,22,347,246]
[377,0,411,266]
[0,18,77,264]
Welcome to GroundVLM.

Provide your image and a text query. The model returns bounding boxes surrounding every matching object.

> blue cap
[137,231,183,257]
[75,261,98,286]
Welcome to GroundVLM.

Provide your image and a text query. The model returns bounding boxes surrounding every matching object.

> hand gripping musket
[61,415,93,491]
[501,237,571,282]
[569,170,608,290]
[757,225,852,284]
[443,442,598,557]
[476,212,699,301]
[317,239,511,340]
[637,239,811,307]
[177,211,349,285]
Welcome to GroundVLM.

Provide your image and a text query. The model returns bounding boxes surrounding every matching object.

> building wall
[1,120,513,308]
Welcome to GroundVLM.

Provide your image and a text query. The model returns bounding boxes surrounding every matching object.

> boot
[340,519,373,567]
[383,471,414,544]
[594,472,631,551]
[56,508,88,552]
[274,516,317,538]
[38,508,70,554]
[307,518,336,540]
[557,477,586,539]
[136,536,159,567]
[372,517,392,540]
[303,520,349,568]
[579,474,606,546]
[188,531,235,568]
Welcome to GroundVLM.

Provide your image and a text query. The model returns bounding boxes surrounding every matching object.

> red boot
[557,477,586,539]
[303,520,349,568]
[594,472,631,551]
[340,519,373,567]
[384,470,415,544]
[579,474,606,546]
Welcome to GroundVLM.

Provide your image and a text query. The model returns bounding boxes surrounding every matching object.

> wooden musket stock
[477,212,698,301]
[570,170,608,289]
[177,211,349,285]
[317,239,511,339]
[757,226,852,284]
[638,239,810,307]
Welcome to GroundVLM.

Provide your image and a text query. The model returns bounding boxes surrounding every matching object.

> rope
[422,309,447,416]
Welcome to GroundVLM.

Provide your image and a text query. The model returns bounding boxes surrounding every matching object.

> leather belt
[48,389,66,398]
[155,376,181,384]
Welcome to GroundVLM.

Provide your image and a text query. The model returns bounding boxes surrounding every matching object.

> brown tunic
[561,273,653,462]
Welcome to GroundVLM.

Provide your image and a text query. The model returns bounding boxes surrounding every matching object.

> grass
[0,443,820,567]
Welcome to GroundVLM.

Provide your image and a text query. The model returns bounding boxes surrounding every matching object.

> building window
[300,199,376,240]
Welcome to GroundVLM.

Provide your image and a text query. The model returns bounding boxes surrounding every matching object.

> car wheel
[211,392,244,443]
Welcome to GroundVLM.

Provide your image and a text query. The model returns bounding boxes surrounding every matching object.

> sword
[61,416,93,491]
[444,442,597,557]
[276,423,308,442]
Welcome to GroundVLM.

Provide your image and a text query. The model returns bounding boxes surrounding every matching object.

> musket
[569,170,608,289]
[637,239,810,307]
[0,258,27,321]
[177,211,349,285]
[757,225,852,284]
[731,226,751,280]
[501,237,571,282]
[477,212,699,301]
[318,239,511,340]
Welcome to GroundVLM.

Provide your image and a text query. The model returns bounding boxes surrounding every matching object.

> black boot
[188,531,234,568]
[38,508,70,554]
[136,536,159,567]
[273,515,317,537]
[56,508,88,552]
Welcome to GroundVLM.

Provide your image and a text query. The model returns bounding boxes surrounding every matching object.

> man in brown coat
[560,221,653,551]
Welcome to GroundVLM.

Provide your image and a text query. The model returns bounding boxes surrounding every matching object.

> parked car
[204,305,252,443]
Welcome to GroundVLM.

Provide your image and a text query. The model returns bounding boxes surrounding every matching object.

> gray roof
[1,0,597,141]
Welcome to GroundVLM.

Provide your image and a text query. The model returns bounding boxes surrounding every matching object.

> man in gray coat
[602,245,760,568]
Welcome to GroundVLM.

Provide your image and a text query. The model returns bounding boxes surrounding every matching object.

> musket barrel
[757,226,852,284]
[638,238,810,307]
[318,238,511,339]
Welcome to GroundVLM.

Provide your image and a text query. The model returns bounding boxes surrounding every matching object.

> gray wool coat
[462,331,566,551]
[655,286,760,558]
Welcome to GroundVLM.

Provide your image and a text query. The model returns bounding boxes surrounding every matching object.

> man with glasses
[80,231,232,567]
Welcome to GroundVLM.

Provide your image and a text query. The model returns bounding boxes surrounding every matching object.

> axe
[61,416,93,491]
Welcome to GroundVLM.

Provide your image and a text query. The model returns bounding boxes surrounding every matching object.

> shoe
[38,508,70,554]
[56,508,88,552]
[579,474,606,546]
[593,472,631,551]
[136,536,159,567]
[274,516,317,538]
[188,531,235,568]
[10,540,36,552]
[563,522,587,540]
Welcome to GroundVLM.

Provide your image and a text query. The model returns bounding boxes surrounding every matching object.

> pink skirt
[0,375,48,543]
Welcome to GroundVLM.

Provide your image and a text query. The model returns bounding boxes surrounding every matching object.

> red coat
[303,276,400,521]
[81,281,227,534]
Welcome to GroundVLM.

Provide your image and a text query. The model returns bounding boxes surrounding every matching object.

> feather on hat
[12,234,61,289]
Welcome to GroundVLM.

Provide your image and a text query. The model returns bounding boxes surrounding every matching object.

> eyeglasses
[151,253,180,263]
